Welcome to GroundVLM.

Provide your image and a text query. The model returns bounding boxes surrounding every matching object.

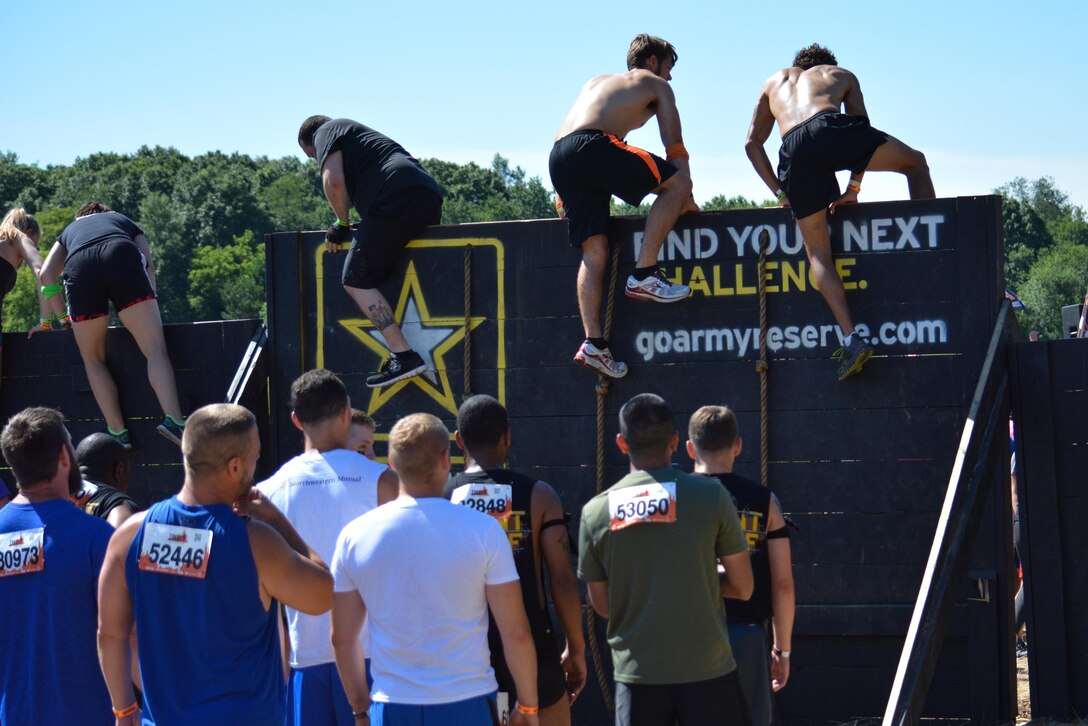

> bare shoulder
[530,479,564,514]
[822,65,858,83]
[245,517,280,552]
[110,510,148,545]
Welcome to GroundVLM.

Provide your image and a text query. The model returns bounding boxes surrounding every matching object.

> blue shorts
[369,693,497,726]
[288,660,374,726]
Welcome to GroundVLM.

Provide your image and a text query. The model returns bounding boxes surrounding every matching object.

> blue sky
[5,0,1085,209]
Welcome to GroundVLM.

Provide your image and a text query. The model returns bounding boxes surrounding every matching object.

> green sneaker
[832,337,874,381]
[157,416,185,446]
[107,428,132,450]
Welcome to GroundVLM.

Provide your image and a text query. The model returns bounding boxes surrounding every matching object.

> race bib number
[0,528,44,577]
[450,483,513,521]
[138,523,213,579]
[608,482,677,531]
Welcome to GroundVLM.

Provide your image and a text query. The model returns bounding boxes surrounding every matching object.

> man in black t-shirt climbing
[72,432,137,528]
[298,116,444,388]
[687,405,795,726]
[445,395,587,724]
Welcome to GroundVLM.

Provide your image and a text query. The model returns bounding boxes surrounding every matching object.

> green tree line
[998,177,1088,339]
[0,149,556,329]
[2,148,1083,338]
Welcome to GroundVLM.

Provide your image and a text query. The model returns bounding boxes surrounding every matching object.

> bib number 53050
[138,523,213,579]
[608,482,677,531]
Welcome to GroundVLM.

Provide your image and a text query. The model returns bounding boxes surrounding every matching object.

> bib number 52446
[138,523,213,579]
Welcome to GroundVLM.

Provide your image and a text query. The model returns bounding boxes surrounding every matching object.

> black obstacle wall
[0,319,268,508]
[1010,339,1088,720]
[266,196,1013,724]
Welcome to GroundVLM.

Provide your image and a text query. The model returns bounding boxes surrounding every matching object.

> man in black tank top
[71,433,137,528]
[687,406,795,726]
[445,395,586,725]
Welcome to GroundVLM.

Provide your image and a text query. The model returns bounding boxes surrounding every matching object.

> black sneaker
[832,337,874,381]
[157,417,185,446]
[366,350,428,388]
[107,428,132,450]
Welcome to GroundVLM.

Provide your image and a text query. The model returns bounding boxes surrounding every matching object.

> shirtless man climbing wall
[745,43,935,380]
[550,34,699,380]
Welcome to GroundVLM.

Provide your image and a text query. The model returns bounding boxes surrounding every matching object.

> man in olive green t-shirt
[578,393,754,726]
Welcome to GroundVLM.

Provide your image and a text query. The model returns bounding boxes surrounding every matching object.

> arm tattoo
[367,302,396,331]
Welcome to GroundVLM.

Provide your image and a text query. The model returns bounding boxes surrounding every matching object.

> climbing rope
[463,244,473,398]
[756,229,770,487]
[588,240,623,715]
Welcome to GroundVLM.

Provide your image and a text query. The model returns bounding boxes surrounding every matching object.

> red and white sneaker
[625,270,691,303]
[574,341,629,378]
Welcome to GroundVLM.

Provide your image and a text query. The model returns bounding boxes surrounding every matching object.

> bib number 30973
[0,528,44,577]
[608,482,677,531]
[138,523,213,579]
[451,483,513,521]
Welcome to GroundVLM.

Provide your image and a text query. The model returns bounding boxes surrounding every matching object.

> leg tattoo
[367,302,396,331]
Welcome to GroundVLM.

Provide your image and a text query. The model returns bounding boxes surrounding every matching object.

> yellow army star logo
[339,260,487,416]
[313,238,507,419]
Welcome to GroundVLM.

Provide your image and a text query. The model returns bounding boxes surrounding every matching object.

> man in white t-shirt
[331,413,540,725]
[257,369,398,726]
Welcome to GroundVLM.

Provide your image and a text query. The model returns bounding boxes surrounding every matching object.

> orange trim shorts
[548,130,677,248]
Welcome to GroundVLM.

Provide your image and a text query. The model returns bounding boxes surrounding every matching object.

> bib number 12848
[451,483,513,521]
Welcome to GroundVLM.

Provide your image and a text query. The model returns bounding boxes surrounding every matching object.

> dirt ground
[1017,649,1031,722]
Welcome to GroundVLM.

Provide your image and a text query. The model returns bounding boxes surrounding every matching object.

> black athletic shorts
[549,130,678,248]
[64,237,156,322]
[494,614,567,709]
[777,110,889,219]
[342,185,443,289]
[614,670,750,726]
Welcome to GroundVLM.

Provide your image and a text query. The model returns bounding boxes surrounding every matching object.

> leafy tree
[172,152,269,248]
[610,200,651,216]
[1019,243,1088,339]
[702,194,775,211]
[259,172,328,233]
[0,152,55,213]
[188,230,266,321]
[423,155,552,224]
[138,192,190,322]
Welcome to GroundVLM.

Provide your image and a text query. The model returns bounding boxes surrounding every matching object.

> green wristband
[775,189,787,201]
[337,218,350,227]
[41,282,64,298]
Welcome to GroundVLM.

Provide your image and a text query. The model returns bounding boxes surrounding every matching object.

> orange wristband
[665,142,689,161]
[515,702,540,715]
[113,702,139,717]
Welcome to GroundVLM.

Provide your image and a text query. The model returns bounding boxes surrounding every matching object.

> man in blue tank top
[97,403,334,726]
[0,407,114,725]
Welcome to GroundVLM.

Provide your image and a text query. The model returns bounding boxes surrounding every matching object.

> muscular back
[765,65,864,136]
[557,70,673,140]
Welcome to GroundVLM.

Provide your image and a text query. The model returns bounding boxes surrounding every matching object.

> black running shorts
[63,237,156,322]
[342,186,443,290]
[777,110,889,219]
[549,130,678,248]
[614,670,751,726]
